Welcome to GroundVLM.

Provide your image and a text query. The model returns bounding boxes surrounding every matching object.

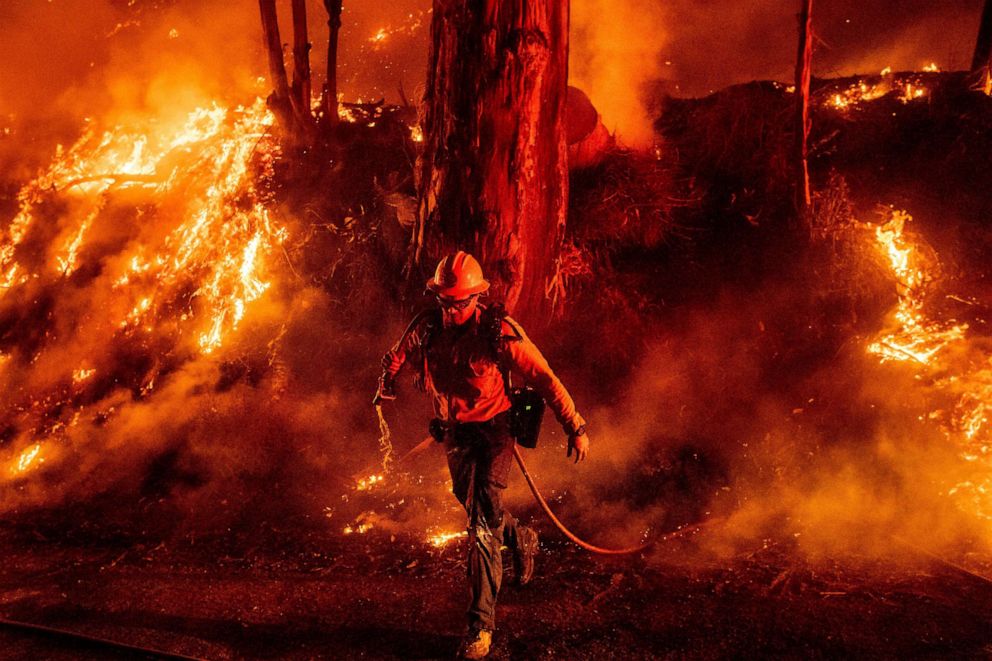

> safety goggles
[436,294,477,311]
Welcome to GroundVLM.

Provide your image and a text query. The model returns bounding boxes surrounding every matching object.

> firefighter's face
[438,294,479,326]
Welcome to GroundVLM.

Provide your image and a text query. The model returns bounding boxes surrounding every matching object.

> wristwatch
[567,424,586,437]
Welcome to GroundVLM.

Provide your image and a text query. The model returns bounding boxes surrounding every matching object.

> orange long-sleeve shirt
[386,307,585,434]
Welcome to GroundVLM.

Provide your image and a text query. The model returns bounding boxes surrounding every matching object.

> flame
[865,210,992,520]
[428,529,467,547]
[3,97,284,357]
[72,368,95,383]
[364,11,426,50]
[13,444,42,474]
[343,522,374,535]
[923,62,940,73]
[866,211,966,365]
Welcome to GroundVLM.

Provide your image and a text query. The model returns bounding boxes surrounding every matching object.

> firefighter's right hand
[381,350,402,374]
[567,432,590,464]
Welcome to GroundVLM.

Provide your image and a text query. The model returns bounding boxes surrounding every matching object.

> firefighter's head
[427,251,489,326]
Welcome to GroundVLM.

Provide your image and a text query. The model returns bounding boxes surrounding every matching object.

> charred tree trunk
[794,0,813,222]
[290,0,315,134]
[414,0,570,322]
[973,0,992,92]
[259,0,298,135]
[323,0,343,126]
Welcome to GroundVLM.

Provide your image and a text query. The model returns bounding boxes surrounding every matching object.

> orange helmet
[426,251,490,298]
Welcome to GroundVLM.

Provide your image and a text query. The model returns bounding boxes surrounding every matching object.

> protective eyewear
[437,294,477,311]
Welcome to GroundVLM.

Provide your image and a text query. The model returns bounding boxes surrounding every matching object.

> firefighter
[376,251,590,659]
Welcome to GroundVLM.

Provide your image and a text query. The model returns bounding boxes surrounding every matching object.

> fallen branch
[892,535,992,588]
[0,616,205,661]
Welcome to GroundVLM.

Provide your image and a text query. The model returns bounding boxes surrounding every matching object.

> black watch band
[568,424,586,437]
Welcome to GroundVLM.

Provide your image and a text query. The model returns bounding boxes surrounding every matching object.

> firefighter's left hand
[567,432,589,464]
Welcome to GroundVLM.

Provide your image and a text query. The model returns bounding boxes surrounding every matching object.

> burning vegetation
[1,0,992,658]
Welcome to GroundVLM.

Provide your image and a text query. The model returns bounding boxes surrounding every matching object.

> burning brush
[866,209,992,522]
[1,97,286,484]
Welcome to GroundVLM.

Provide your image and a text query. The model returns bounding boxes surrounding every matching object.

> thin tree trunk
[259,0,297,135]
[323,0,343,125]
[290,0,314,132]
[973,0,992,93]
[794,0,813,221]
[415,0,570,322]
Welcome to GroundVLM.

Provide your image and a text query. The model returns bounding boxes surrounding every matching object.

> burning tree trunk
[973,0,992,92]
[414,0,570,321]
[794,0,813,221]
[290,0,315,134]
[323,0,343,126]
[259,0,297,134]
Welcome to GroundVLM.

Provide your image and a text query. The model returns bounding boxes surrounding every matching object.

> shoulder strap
[479,303,522,398]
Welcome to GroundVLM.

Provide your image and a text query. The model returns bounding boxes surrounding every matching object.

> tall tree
[414,0,570,321]
[290,0,314,133]
[323,0,344,126]
[974,0,992,93]
[259,0,297,134]
[794,0,813,221]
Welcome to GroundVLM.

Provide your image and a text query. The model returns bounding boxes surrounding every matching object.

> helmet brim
[426,278,490,298]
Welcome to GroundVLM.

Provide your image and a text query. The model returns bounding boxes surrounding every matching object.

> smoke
[485,268,992,564]
[570,0,668,147]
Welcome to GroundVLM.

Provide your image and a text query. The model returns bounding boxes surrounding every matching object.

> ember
[428,529,467,547]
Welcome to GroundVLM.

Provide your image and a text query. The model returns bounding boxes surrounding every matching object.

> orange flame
[3,97,284,356]
[866,210,992,521]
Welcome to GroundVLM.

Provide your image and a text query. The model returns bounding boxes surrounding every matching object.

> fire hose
[393,433,652,555]
[511,445,651,555]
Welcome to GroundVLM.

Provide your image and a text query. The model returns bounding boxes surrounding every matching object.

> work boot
[512,525,538,586]
[460,628,492,659]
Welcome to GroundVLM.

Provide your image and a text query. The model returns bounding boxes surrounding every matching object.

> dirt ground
[1,519,991,660]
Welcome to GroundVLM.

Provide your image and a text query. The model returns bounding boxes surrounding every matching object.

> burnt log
[414,0,570,322]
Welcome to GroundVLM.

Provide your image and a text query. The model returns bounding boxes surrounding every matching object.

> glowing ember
[72,368,96,383]
[922,62,940,72]
[14,444,42,474]
[344,522,374,535]
[825,69,931,111]
[370,28,388,44]
[410,125,424,143]
[428,530,467,547]
[356,474,385,491]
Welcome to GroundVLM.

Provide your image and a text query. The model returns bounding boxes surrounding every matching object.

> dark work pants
[446,412,524,631]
